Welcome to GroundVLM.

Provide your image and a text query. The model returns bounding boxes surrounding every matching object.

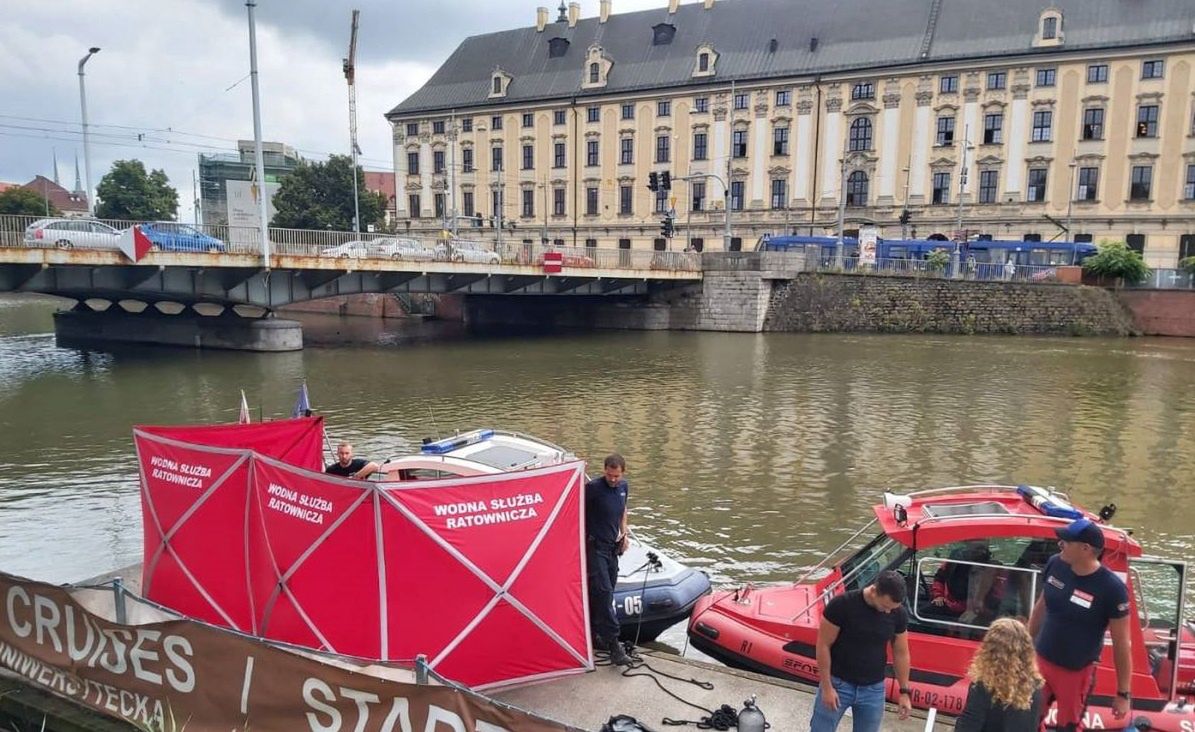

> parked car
[375,238,435,261]
[320,240,376,258]
[434,239,500,265]
[23,218,122,250]
[140,222,227,253]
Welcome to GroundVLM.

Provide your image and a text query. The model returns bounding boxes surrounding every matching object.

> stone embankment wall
[763,273,1137,336]
[1113,290,1195,337]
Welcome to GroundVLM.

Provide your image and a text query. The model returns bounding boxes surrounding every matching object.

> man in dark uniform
[1029,518,1132,731]
[585,453,631,666]
[325,442,379,479]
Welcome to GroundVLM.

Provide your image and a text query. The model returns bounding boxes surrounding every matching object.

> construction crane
[343,9,361,234]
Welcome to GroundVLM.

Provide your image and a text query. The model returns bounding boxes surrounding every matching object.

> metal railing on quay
[802,252,1064,283]
[1127,269,1195,290]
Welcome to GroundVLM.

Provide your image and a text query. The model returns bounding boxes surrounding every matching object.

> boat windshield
[838,533,908,592]
[466,445,541,470]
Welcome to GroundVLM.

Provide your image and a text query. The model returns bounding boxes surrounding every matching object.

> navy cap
[1055,518,1105,550]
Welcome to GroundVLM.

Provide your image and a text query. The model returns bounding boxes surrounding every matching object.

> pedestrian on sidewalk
[954,618,1043,731]
[810,570,913,731]
[586,453,632,666]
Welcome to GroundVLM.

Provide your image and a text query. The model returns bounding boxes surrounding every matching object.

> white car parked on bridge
[24,218,122,250]
[374,238,435,261]
[434,239,500,265]
[320,240,376,258]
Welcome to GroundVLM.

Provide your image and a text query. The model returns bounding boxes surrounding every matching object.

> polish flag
[119,225,153,262]
[238,390,251,424]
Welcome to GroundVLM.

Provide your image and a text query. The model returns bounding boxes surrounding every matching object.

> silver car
[435,239,501,265]
[24,218,122,250]
[375,237,435,261]
[320,240,375,258]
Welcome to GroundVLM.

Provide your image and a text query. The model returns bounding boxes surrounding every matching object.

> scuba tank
[737,695,767,732]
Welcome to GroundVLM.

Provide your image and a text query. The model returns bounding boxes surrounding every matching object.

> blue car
[139,222,227,253]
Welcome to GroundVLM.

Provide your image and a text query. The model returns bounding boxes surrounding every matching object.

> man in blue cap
[1028,518,1132,730]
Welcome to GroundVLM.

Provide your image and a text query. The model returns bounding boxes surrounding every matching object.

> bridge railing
[0,214,701,273]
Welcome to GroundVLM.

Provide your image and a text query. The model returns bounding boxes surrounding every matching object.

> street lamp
[77,47,100,217]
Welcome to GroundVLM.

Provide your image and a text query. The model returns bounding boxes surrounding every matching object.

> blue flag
[292,382,311,418]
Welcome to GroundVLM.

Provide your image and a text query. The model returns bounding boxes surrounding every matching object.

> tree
[95,160,179,221]
[0,188,59,217]
[270,155,386,231]
[1081,240,1150,285]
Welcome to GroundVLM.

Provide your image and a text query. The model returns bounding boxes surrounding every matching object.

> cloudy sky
[1,0,664,220]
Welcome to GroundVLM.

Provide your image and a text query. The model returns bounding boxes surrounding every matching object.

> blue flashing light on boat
[1017,484,1083,520]
[420,429,496,454]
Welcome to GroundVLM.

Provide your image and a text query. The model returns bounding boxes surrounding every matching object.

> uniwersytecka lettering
[432,493,545,530]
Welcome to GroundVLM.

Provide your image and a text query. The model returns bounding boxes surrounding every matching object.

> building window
[657,100,671,117]
[587,106,600,123]
[461,118,472,132]
[553,142,565,169]
[846,171,868,207]
[491,115,503,130]
[729,237,742,251]
[732,129,747,157]
[463,191,475,217]
[1036,68,1056,87]
[691,181,705,211]
[1126,234,1146,253]
[983,113,1003,144]
[773,126,789,155]
[987,71,1006,90]
[698,52,709,72]
[695,97,709,113]
[491,190,501,220]
[406,122,419,136]
[1142,60,1164,79]
[851,82,874,101]
[849,118,872,151]
[940,75,958,93]
[462,148,474,173]
[693,132,708,160]
[1185,165,1195,200]
[1042,16,1057,39]
[771,179,787,209]
[621,103,635,120]
[521,144,534,170]
[408,194,421,216]
[734,93,748,110]
[1031,110,1052,142]
[407,151,420,175]
[433,150,445,174]
[1087,64,1108,83]
[936,116,955,146]
[932,172,951,204]
[618,238,631,249]
[730,181,744,211]
[1183,234,1195,259]
[589,62,600,84]
[585,238,597,248]
[521,189,534,217]
[1136,105,1159,138]
[434,193,445,219]
[432,120,445,134]
[655,188,668,213]
[689,238,704,252]
[493,76,502,95]
[586,140,599,167]
[1130,165,1153,201]
[978,170,998,203]
[553,110,566,126]
[1082,108,1104,140]
[776,89,791,106]
[491,146,503,171]
[620,137,634,165]
[1078,167,1098,201]
[619,185,633,214]
[586,187,598,215]
[553,188,565,216]
[1027,168,1048,202]
[653,238,666,251]
[656,135,670,163]
[520,113,532,128]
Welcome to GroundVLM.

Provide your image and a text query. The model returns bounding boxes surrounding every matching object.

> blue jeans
[809,677,886,732]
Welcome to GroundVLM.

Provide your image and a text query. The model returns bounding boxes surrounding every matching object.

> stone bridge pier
[53,301,304,352]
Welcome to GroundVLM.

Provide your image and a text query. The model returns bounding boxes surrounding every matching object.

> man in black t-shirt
[1029,518,1131,731]
[811,570,913,732]
[585,453,631,666]
[324,442,379,479]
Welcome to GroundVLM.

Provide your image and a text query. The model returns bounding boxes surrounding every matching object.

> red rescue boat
[688,485,1195,730]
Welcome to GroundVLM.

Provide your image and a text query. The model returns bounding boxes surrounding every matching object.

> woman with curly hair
[954,618,1044,731]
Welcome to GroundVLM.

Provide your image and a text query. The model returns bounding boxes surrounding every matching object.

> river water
[1,294,1193,648]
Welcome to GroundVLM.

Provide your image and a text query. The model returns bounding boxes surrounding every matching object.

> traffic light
[660,215,674,239]
[648,172,659,192]
[899,209,911,225]
[661,171,672,191]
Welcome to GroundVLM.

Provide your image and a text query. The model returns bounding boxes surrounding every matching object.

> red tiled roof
[0,182,20,194]
[21,176,88,214]
[363,171,396,212]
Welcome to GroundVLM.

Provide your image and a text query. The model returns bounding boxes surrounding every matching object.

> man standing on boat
[585,453,632,666]
[325,442,379,479]
[1029,518,1132,731]
[811,570,913,731]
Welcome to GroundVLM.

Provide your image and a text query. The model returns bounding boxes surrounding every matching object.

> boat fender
[737,695,768,732]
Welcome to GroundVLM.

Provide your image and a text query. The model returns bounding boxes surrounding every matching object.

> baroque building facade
[388,0,1195,266]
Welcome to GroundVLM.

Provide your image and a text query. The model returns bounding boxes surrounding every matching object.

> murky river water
[1,294,1193,649]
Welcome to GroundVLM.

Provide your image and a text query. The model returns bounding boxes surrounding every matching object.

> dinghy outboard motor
[737,695,768,732]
